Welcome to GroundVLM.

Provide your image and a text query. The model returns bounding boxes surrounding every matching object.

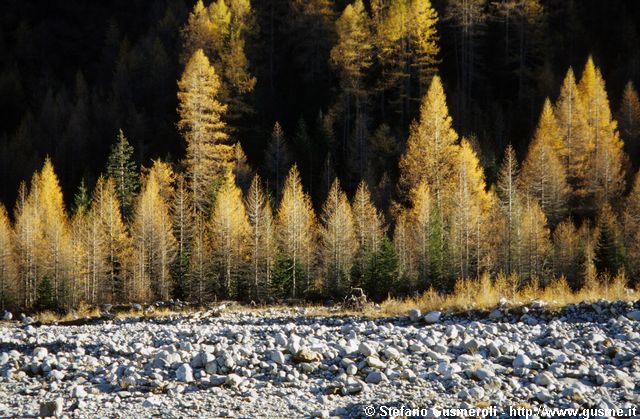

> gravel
[0,300,640,418]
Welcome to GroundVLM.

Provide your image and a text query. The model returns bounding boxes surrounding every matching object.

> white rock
[2,311,12,321]
[225,373,243,388]
[271,350,286,365]
[143,396,162,408]
[383,347,400,360]
[346,364,357,376]
[535,372,554,386]
[176,363,193,383]
[48,370,65,381]
[72,385,88,399]
[424,311,442,324]
[513,353,531,369]
[288,334,301,354]
[359,342,376,357]
[33,347,48,360]
[366,356,386,369]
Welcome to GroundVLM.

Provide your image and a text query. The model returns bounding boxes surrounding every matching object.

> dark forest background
[1,0,639,211]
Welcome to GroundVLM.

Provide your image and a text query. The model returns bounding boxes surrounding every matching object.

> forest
[0,0,640,311]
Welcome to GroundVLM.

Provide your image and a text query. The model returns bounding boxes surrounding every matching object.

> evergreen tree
[364,236,398,301]
[72,178,91,215]
[263,122,292,203]
[594,203,626,275]
[106,129,139,220]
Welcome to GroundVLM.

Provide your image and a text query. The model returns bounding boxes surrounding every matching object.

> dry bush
[381,271,638,316]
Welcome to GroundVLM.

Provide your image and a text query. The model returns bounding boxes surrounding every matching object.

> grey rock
[2,311,11,321]
[627,310,640,321]
[176,364,193,383]
[365,370,386,384]
[474,368,495,381]
[408,308,422,322]
[39,398,63,418]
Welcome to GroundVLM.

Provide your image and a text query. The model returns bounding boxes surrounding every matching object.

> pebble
[0,301,636,418]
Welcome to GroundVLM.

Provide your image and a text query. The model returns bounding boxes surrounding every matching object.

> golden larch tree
[496,144,521,275]
[0,204,16,309]
[578,56,626,210]
[131,161,177,302]
[623,171,640,281]
[407,180,433,289]
[554,67,589,212]
[209,171,249,299]
[519,99,570,226]
[171,173,193,299]
[449,140,494,280]
[14,180,42,308]
[245,175,276,301]
[178,49,230,214]
[351,181,385,287]
[320,178,357,295]
[277,165,316,298]
[518,196,551,282]
[92,176,131,303]
[399,75,459,205]
[330,0,373,102]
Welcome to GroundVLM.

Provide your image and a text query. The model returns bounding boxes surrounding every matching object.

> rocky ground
[1,301,640,418]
